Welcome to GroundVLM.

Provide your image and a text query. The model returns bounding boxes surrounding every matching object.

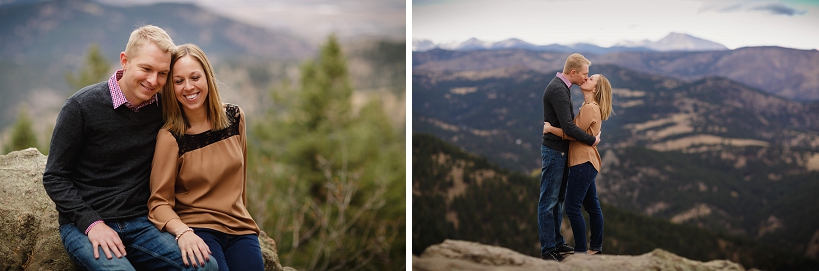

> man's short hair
[124,25,175,58]
[563,53,591,74]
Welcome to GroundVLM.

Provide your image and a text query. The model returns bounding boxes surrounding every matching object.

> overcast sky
[96,0,406,42]
[412,0,819,50]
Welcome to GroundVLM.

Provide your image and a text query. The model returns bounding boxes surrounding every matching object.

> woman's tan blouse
[148,104,259,235]
[558,102,602,172]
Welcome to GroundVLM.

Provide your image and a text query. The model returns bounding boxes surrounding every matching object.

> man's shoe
[589,250,603,255]
[555,244,574,255]
[541,250,565,261]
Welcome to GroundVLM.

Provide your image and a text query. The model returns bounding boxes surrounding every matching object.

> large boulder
[0,148,292,271]
[413,239,752,271]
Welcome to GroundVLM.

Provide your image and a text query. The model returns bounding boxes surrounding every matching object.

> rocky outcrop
[0,148,292,271]
[413,239,752,271]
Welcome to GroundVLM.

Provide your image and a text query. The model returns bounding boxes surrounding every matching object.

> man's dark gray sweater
[43,81,163,232]
[541,76,596,152]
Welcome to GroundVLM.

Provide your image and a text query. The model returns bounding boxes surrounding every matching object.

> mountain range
[413,32,729,53]
[412,57,819,263]
[0,0,314,63]
[413,47,819,102]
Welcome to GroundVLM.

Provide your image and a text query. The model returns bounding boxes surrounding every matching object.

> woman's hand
[543,122,553,134]
[176,230,211,267]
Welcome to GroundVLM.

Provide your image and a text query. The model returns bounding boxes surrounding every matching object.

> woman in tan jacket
[543,74,613,256]
[148,44,263,270]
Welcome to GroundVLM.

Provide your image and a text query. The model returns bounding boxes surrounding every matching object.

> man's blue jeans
[60,216,218,271]
[195,228,264,271]
[538,145,567,256]
[566,162,603,253]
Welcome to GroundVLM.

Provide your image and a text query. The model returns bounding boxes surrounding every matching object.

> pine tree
[65,44,110,91]
[248,35,405,271]
[4,106,38,154]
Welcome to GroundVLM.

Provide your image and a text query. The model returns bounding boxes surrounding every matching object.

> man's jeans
[195,228,264,271]
[566,162,603,253]
[60,216,218,271]
[538,145,567,256]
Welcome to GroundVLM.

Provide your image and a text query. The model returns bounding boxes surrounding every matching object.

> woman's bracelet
[175,228,194,241]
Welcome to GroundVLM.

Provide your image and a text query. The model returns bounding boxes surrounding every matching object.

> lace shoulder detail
[225,103,241,121]
[174,104,241,156]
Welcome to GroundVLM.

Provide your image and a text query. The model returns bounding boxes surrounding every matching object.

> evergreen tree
[65,44,110,91]
[4,106,38,154]
[248,35,405,271]
[38,43,110,153]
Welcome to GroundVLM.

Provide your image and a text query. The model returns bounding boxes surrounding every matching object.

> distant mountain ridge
[616,32,729,51]
[412,46,819,101]
[413,32,728,53]
[0,0,314,62]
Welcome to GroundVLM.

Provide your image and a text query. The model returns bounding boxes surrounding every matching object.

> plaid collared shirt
[108,70,158,112]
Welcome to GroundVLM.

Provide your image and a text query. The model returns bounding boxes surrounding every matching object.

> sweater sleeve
[550,89,596,146]
[552,104,599,140]
[147,129,181,231]
[43,98,102,232]
[238,107,249,207]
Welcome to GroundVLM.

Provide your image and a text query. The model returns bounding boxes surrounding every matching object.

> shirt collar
[556,72,572,88]
[108,69,157,111]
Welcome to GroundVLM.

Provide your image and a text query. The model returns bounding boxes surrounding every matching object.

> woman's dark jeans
[194,228,264,271]
[565,162,603,252]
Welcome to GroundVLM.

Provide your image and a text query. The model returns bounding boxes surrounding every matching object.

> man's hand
[86,223,126,259]
[543,122,553,134]
[593,130,602,147]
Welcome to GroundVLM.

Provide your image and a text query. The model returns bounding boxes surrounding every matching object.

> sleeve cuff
[84,220,105,235]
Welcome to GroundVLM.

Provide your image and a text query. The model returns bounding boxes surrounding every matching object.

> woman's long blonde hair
[161,44,229,136]
[594,75,614,121]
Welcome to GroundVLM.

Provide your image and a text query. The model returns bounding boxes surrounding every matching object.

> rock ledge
[413,239,749,271]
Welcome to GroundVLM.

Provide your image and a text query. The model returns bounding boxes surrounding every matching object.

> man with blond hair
[538,53,600,261]
[43,25,216,270]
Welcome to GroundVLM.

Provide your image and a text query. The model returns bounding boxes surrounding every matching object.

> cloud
[412,0,463,7]
[749,2,807,16]
[697,0,807,16]
[714,3,742,12]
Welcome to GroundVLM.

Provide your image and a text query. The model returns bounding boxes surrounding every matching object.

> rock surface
[0,148,291,271]
[413,239,750,271]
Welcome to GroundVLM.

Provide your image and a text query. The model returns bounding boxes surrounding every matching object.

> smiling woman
[149,43,265,271]
[159,44,229,137]
[171,52,212,134]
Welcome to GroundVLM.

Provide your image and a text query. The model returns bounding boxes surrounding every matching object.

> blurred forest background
[0,0,406,270]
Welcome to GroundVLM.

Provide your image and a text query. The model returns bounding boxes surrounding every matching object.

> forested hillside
[413,133,819,270]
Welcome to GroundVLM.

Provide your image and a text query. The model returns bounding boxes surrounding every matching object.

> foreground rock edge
[413,239,750,271]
